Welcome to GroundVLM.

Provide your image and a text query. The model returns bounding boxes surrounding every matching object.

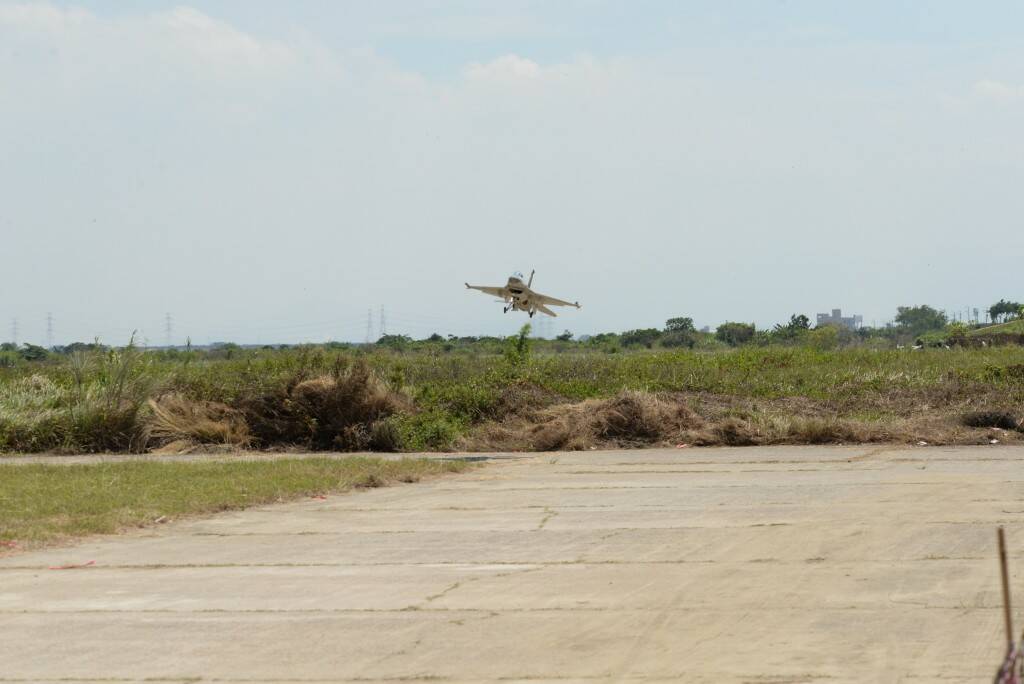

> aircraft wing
[532,291,581,308]
[535,303,557,317]
[465,284,508,298]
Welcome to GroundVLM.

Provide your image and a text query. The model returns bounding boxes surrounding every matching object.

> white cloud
[460,53,621,94]
[0,3,303,79]
[464,54,542,81]
[378,12,550,41]
[974,78,1024,101]
[152,7,297,72]
[0,2,91,31]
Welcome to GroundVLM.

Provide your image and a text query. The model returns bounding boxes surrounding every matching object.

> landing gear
[529,310,535,318]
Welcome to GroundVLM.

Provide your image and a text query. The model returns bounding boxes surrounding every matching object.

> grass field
[1,342,1024,453]
[0,456,469,548]
[969,319,1024,336]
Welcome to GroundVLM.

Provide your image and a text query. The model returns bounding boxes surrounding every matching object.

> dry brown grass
[489,381,566,420]
[461,390,703,451]
[144,375,1024,454]
[239,360,407,451]
[461,390,1024,451]
[144,394,250,449]
[141,361,408,453]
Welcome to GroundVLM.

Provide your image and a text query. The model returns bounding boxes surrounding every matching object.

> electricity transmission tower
[46,313,53,349]
[379,305,387,337]
[164,313,173,348]
[365,309,374,344]
[9,318,17,346]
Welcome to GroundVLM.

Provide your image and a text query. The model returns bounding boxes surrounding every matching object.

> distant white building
[816,308,863,330]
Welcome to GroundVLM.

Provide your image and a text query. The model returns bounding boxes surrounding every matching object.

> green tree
[56,341,107,354]
[376,334,413,351]
[18,343,49,361]
[588,332,619,345]
[620,328,662,348]
[895,305,947,335]
[989,299,1023,323]
[586,332,621,353]
[556,330,574,342]
[715,322,756,346]
[789,314,811,330]
[772,314,811,341]
[664,317,696,333]
[662,317,696,348]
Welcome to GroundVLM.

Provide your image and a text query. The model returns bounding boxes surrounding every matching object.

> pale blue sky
[2,1,1022,344]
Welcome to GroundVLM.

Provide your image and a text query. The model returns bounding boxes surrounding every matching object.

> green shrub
[715,322,756,346]
[504,324,532,367]
[808,326,839,351]
[394,410,465,451]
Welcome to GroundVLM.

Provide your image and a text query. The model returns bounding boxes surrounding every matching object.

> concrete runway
[2,445,1023,682]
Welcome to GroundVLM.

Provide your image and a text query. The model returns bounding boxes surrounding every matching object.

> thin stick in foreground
[1000,526,1014,649]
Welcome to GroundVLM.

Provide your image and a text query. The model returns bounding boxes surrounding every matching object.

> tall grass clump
[238,359,407,451]
[144,394,251,449]
[0,341,156,452]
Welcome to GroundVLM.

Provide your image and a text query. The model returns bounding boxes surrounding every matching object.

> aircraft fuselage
[504,277,537,314]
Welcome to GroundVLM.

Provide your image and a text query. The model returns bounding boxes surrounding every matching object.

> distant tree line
[989,299,1024,323]
[3,297,1022,362]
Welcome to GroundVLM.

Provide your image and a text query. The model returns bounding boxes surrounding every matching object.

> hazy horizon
[2,1,1022,345]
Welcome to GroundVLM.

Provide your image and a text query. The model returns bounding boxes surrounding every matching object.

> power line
[203,316,367,334]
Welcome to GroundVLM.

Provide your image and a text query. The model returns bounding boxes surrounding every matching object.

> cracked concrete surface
[2,445,1023,682]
